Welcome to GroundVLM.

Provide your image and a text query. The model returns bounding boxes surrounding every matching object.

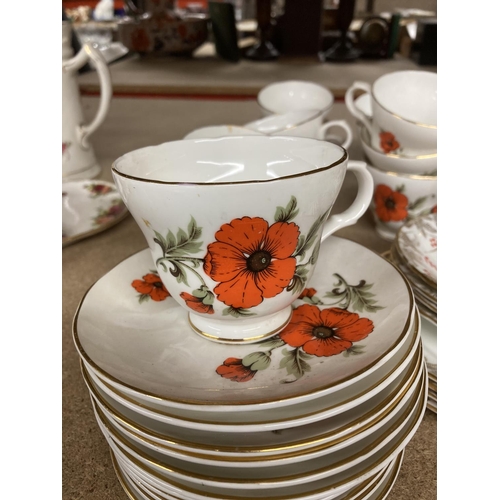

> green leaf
[279,348,312,380]
[242,352,271,371]
[222,306,256,318]
[138,294,149,304]
[275,196,299,222]
[257,337,286,351]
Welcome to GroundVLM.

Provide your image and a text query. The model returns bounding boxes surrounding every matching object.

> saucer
[395,213,437,286]
[182,125,264,140]
[73,236,414,411]
[244,110,322,134]
[62,180,128,247]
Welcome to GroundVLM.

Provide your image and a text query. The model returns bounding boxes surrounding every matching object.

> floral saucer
[73,237,414,411]
[62,180,128,247]
[396,213,437,286]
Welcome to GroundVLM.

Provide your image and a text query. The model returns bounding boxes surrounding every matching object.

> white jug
[62,20,112,180]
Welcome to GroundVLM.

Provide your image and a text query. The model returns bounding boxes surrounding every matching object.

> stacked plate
[73,236,428,500]
[386,213,437,413]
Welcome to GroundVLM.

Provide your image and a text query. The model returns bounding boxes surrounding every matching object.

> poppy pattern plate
[74,236,413,408]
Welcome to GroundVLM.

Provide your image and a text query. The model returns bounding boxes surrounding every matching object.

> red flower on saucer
[374,184,408,222]
[216,358,257,382]
[180,292,214,315]
[379,132,400,153]
[299,288,317,300]
[278,304,374,357]
[203,217,300,309]
[132,273,170,302]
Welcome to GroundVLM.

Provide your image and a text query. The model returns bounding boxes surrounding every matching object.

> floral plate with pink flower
[62,180,128,247]
[73,236,414,412]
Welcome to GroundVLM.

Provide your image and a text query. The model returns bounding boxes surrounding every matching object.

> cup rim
[372,71,437,129]
[359,124,437,160]
[112,136,348,186]
[366,162,437,181]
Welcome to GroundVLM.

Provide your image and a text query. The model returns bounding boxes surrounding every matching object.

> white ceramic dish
[366,163,437,242]
[359,124,437,176]
[245,110,322,134]
[62,180,128,247]
[182,125,264,140]
[73,236,414,412]
[86,345,422,467]
[420,314,437,376]
[113,448,403,500]
[94,372,425,497]
[81,322,419,433]
[396,213,437,285]
[258,80,334,116]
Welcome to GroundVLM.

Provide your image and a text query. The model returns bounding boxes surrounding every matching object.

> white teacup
[366,163,437,242]
[245,110,353,149]
[112,136,373,344]
[258,80,334,117]
[345,70,437,156]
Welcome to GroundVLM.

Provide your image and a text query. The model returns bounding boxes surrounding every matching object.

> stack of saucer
[386,213,437,413]
[73,236,428,499]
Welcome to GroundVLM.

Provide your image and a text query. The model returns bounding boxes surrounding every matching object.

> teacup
[112,136,373,344]
[359,124,437,176]
[365,163,437,242]
[345,70,437,156]
[258,80,334,117]
[245,110,353,149]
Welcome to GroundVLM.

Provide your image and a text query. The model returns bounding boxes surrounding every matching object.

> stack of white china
[385,213,437,413]
[73,235,428,500]
[345,71,437,243]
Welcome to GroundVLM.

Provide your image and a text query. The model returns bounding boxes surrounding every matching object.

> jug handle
[62,43,112,149]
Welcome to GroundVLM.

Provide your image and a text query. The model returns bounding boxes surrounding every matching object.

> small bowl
[359,124,437,176]
[117,15,208,56]
[183,125,264,140]
[257,80,334,117]
[366,163,437,242]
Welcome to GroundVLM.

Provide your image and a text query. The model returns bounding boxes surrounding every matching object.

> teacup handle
[318,120,353,149]
[344,81,373,133]
[62,43,112,149]
[320,160,374,241]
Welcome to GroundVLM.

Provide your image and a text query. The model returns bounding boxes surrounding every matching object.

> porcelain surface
[396,213,437,285]
[94,372,425,494]
[74,236,414,411]
[62,180,128,247]
[359,124,437,175]
[111,138,373,342]
[345,71,437,156]
[182,125,263,140]
[84,343,422,460]
[257,80,334,117]
[366,163,437,242]
[420,314,437,375]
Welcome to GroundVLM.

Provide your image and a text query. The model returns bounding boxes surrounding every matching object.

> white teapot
[62,20,112,180]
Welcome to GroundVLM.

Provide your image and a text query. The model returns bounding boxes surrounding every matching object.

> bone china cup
[112,136,373,344]
[345,70,437,156]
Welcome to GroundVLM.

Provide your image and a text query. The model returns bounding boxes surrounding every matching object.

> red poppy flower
[203,217,299,309]
[379,132,400,153]
[132,273,170,301]
[180,292,214,314]
[279,304,374,357]
[90,184,112,195]
[299,288,317,299]
[374,184,408,222]
[431,205,437,214]
[216,358,257,382]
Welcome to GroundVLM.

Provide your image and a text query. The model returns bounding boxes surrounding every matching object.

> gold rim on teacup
[359,124,437,161]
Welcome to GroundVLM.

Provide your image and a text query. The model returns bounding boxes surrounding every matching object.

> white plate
[62,180,128,247]
[396,213,437,285]
[87,346,423,467]
[183,125,264,140]
[244,110,322,134]
[420,314,437,374]
[94,372,425,496]
[73,236,414,412]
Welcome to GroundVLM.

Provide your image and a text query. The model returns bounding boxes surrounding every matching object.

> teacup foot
[188,306,292,345]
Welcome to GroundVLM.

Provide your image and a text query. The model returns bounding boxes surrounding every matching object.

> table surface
[62,95,437,500]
